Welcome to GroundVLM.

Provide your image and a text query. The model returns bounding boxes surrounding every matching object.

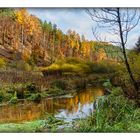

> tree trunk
[117,8,139,95]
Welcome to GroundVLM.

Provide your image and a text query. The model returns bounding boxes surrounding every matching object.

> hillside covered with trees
[0,8,122,70]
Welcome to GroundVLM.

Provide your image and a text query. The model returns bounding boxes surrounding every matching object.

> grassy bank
[0,120,46,132]
[66,82,140,132]
[0,115,65,132]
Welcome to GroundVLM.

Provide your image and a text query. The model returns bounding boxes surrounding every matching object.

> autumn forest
[0,8,140,132]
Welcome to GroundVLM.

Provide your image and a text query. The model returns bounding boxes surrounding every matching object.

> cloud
[127,34,139,49]
[28,8,94,40]
[27,8,140,49]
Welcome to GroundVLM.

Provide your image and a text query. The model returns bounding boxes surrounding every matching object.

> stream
[0,87,104,124]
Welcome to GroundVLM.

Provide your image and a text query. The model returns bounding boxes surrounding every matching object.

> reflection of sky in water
[55,102,95,121]
[0,87,103,123]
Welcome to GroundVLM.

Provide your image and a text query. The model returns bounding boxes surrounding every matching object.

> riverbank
[0,72,109,105]
[0,79,139,132]
[0,89,139,133]
[65,82,140,132]
[0,58,117,105]
[0,86,104,132]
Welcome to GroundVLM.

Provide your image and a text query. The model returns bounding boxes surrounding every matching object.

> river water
[0,87,104,124]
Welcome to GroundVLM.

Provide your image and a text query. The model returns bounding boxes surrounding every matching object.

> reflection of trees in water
[52,88,103,115]
[0,103,43,123]
[0,87,103,123]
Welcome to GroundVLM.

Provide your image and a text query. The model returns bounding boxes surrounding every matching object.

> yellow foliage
[22,50,30,61]
[15,8,41,35]
[15,8,28,25]
[0,58,6,69]
[98,48,107,61]
[81,41,91,58]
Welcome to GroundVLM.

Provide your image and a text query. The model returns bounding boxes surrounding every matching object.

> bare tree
[87,8,140,95]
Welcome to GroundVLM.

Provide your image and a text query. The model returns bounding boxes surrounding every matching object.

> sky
[27,8,140,49]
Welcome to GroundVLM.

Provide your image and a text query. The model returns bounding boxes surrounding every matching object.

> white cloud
[127,34,139,49]
[28,8,94,40]
[27,8,140,49]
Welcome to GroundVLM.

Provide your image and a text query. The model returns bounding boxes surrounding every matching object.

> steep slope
[0,8,123,69]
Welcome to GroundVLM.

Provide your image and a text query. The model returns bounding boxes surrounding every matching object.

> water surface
[0,87,103,123]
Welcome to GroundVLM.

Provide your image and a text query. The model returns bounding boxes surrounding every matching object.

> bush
[27,94,41,102]
[0,83,41,104]
[13,84,26,99]
[90,61,117,74]
[0,90,4,102]
[12,60,32,71]
[9,92,18,104]
[128,51,140,80]
[40,57,92,75]
[46,87,65,96]
[0,58,6,69]
[0,88,9,101]
[65,57,83,64]
[0,86,14,102]
[51,80,67,90]
[75,78,86,90]
[41,58,118,76]
[26,83,39,93]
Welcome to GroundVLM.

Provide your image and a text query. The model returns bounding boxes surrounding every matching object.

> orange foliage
[15,8,41,35]
[98,48,107,61]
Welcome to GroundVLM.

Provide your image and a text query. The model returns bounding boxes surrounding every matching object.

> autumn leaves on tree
[0,8,120,67]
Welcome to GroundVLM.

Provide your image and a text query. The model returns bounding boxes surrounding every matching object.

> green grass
[68,86,140,132]
[0,120,46,132]
[0,114,65,132]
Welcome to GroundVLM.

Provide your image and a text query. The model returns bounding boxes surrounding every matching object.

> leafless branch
[86,8,140,94]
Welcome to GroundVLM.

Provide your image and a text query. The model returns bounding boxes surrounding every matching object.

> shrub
[43,58,118,75]
[26,83,39,93]
[0,86,14,102]
[40,57,92,75]
[51,80,67,90]
[65,57,82,64]
[13,60,32,71]
[9,92,18,104]
[90,61,117,74]
[0,58,6,69]
[0,88,13,102]
[46,87,65,96]
[103,79,112,89]
[27,94,41,102]
[75,78,86,90]
[23,90,32,99]
[0,90,4,102]
[24,63,32,71]
[13,84,26,99]
[47,64,60,71]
